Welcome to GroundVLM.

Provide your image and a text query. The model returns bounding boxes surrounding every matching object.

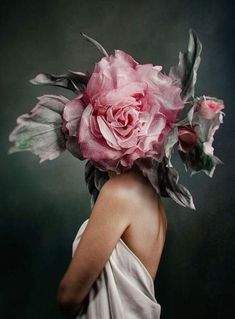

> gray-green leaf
[30,71,89,94]
[169,28,202,101]
[80,32,109,57]
[8,94,69,163]
[158,158,196,210]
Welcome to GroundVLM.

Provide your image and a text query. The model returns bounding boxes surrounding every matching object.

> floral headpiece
[8,29,225,210]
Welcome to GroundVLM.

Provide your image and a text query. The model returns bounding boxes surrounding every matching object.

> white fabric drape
[72,219,161,319]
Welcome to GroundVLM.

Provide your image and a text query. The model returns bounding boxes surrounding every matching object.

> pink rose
[196,97,224,120]
[178,126,198,152]
[63,49,184,172]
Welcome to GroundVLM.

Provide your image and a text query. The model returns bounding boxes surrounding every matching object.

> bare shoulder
[99,172,148,206]
[91,175,141,225]
[97,171,164,218]
[99,171,167,227]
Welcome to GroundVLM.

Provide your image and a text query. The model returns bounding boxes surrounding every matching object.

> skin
[57,166,167,318]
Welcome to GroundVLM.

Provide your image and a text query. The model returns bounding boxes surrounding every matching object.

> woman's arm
[57,179,137,318]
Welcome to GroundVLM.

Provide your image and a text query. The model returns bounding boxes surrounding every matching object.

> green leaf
[157,158,196,210]
[30,71,89,94]
[8,95,68,163]
[179,143,216,176]
[169,28,202,101]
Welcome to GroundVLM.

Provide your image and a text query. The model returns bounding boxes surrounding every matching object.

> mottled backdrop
[1,0,234,318]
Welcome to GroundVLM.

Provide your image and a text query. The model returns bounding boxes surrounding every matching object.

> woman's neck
[107,166,146,183]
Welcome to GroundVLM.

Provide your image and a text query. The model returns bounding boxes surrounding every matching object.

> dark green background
[1,0,234,318]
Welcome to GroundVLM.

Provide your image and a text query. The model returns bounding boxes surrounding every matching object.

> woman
[57,165,167,318]
[8,29,224,319]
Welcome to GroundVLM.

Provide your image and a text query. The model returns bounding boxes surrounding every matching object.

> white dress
[72,219,161,319]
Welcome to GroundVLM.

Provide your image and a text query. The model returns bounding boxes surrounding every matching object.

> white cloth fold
[72,219,161,319]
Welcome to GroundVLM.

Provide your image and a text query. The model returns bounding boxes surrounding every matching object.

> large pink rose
[196,97,224,120]
[63,49,184,172]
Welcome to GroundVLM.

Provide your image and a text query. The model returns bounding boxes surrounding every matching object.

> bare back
[107,169,167,282]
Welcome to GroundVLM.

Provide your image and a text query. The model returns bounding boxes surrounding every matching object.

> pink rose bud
[178,126,198,152]
[196,97,224,120]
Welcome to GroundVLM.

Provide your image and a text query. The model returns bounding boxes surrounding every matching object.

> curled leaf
[30,71,89,94]
[80,32,109,57]
[158,158,196,210]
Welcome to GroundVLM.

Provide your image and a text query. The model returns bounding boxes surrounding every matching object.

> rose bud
[196,97,224,120]
[178,126,198,153]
